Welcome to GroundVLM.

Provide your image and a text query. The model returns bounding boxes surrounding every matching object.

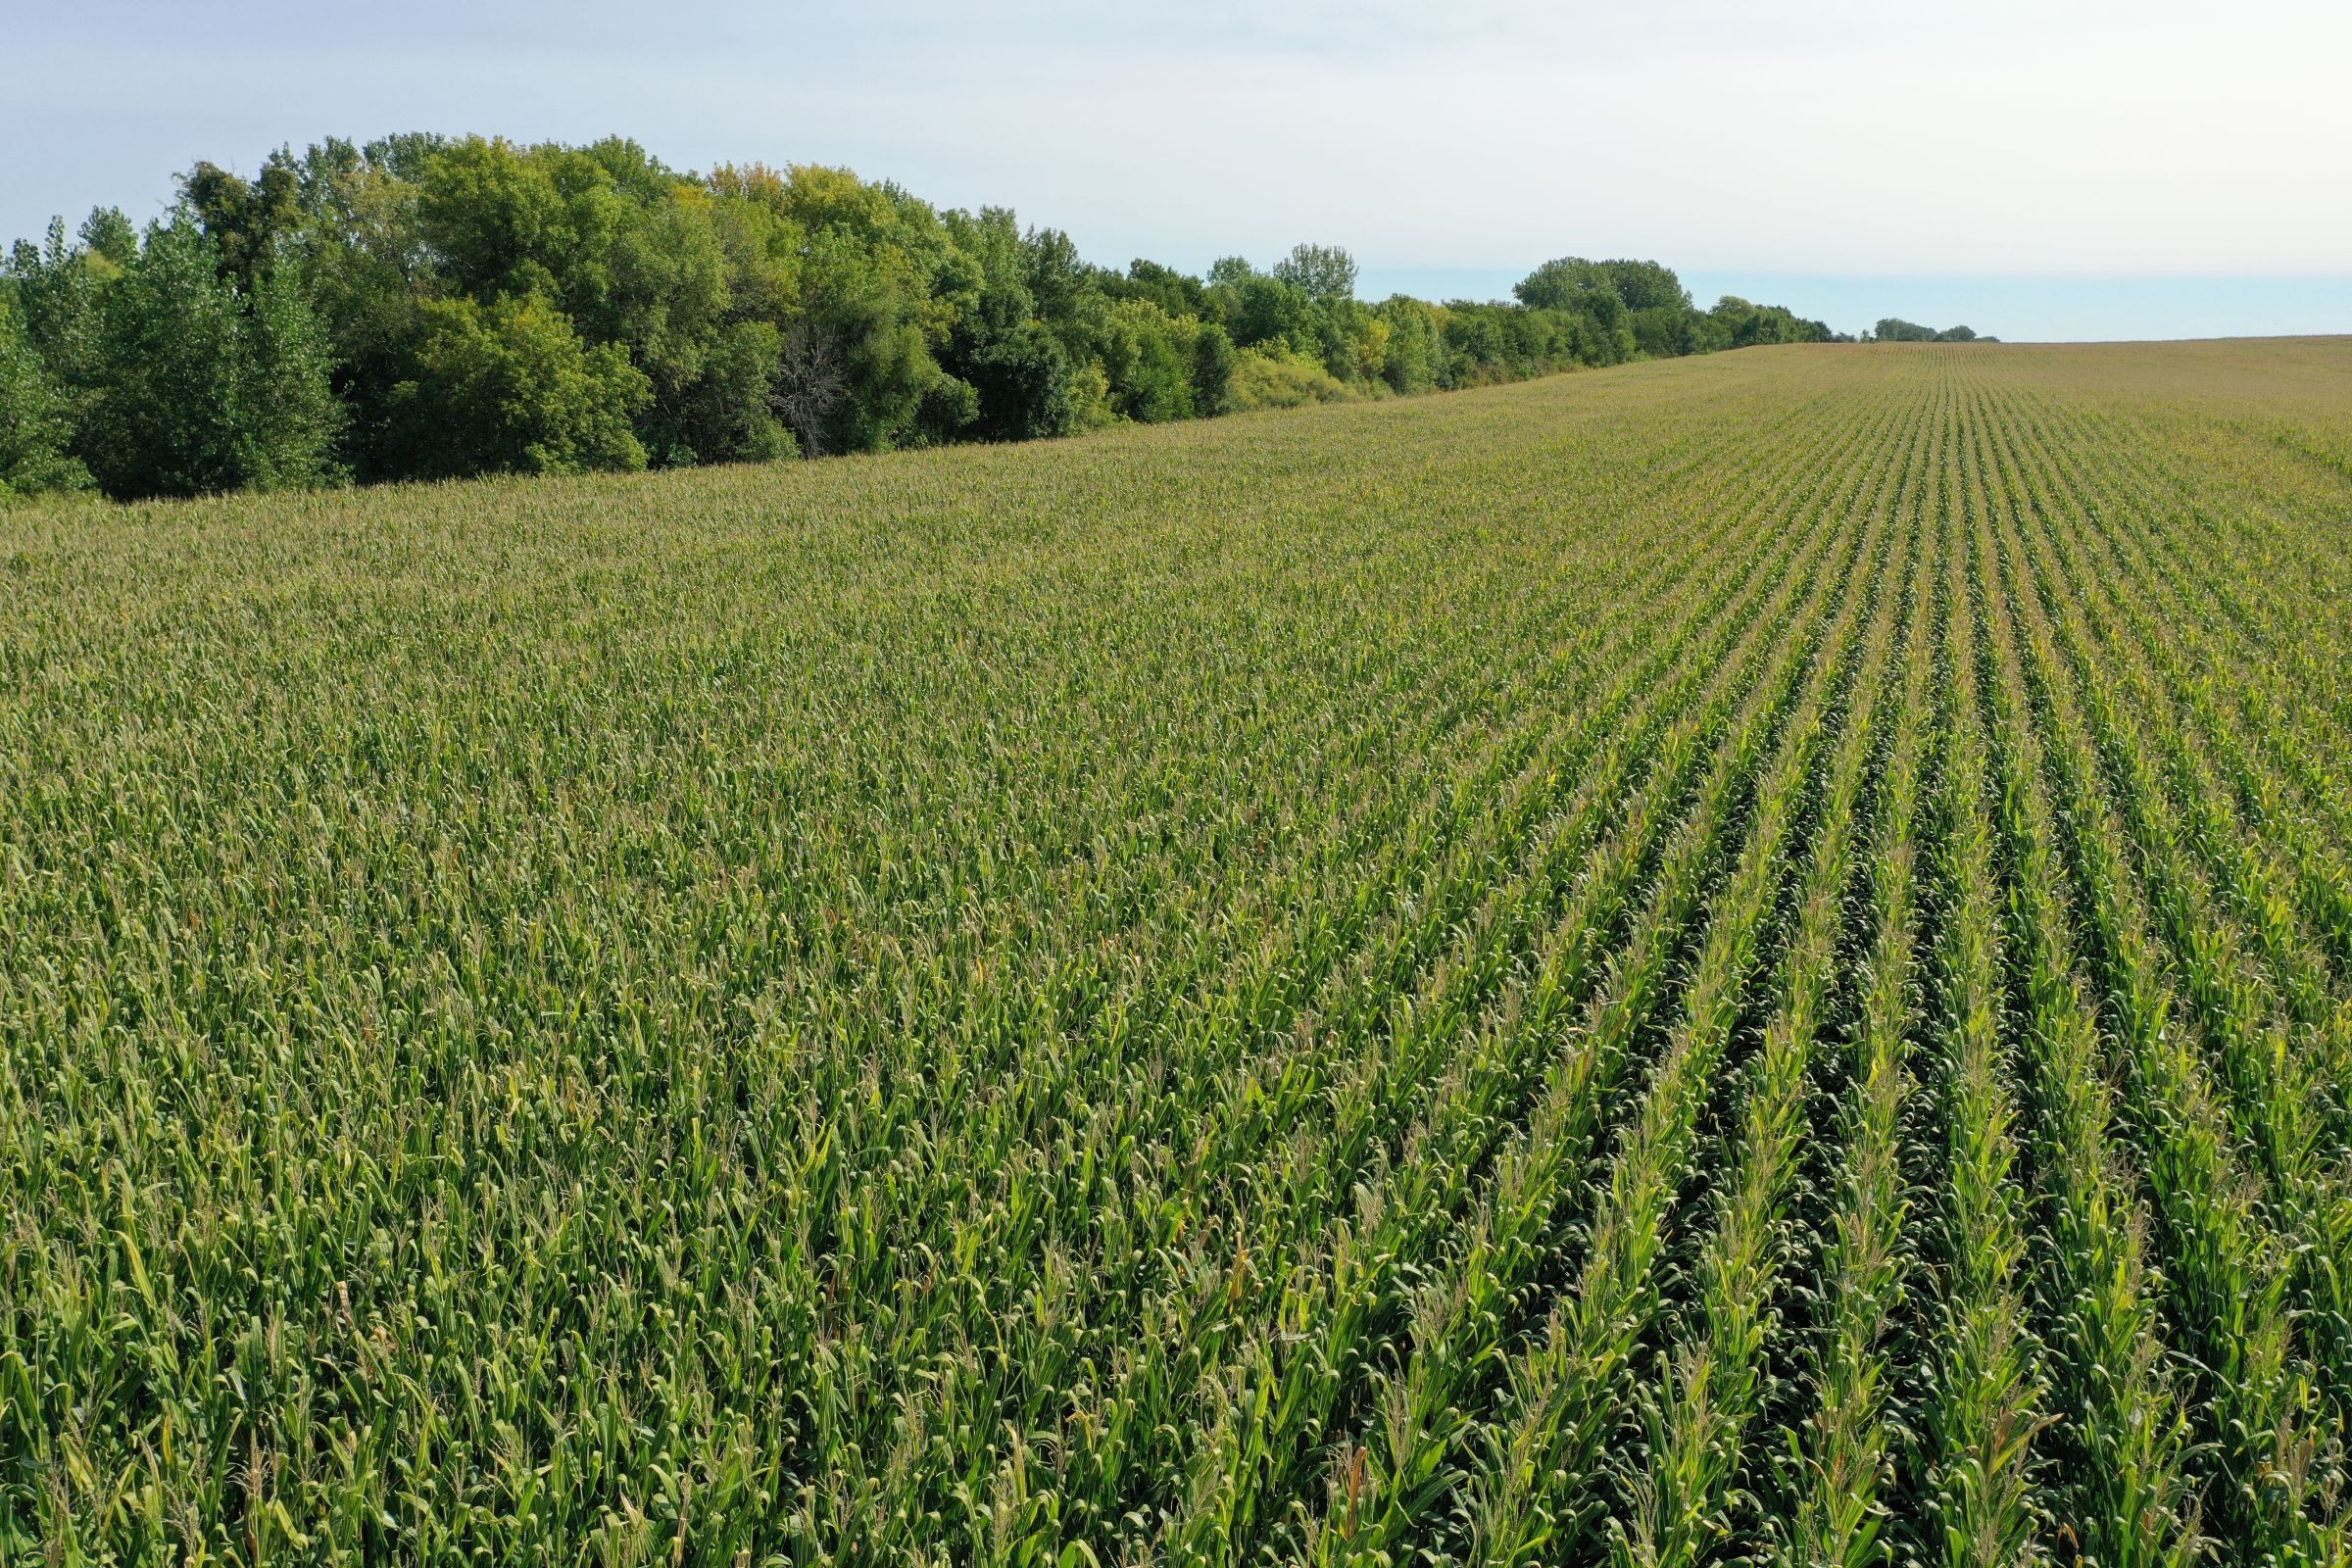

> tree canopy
[0,134,1930,502]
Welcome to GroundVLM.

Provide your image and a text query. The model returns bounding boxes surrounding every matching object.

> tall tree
[77,218,342,499]
[383,291,650,478]
[0,302,88,495]
[1272,242,1357,303]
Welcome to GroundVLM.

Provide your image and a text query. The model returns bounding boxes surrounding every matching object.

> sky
[6,0,2349,341]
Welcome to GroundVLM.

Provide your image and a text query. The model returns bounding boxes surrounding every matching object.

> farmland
[5,337,2352,1564]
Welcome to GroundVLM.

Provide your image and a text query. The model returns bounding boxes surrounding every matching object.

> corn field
[5,337,2352,1566]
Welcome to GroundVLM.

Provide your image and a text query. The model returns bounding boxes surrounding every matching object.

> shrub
[1227,348,1353,411]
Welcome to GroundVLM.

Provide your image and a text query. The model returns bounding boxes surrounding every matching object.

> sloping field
[5,338,2352,1564]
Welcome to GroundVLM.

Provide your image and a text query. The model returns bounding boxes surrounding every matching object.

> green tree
[761,164,974,453]
[1306,295,1385,384]
[385,291,649,477]
[1630,305,1699,358]
[183,160,303,290]
[947,270,1076,442]
[1513,257,1606,312]
[1376,296,1445,393]
[1191,322,1237,415]
[1227,273,1313,353]
[1107,299,1196,422]
[415,136,612,308]
[77,219,342,498]
[1107,259,1209,319]
[667,318,797,464]
[0,303,89,496]
[411,137,752,465]
[1272,242,1357,303]
[235,259,348,488]
[1601,259,1689,311]
[6,218,110,391]
[79,208,138,270]
[265,138,439,480]
[935,203,1062,439]
[1227,347,1352,408]
[1712,296,1832,347]
[1023,226,1092,322]
[5,128,1921,498]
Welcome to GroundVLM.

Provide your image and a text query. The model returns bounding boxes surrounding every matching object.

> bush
[1227,348,1354,411]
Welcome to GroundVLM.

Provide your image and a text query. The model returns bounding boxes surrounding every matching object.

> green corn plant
[1969,428,2346,1563]
[7,341,2352,1567]
[1457,459,1907,1567]
[1957,458,2205,1568]
[1768,479,1939,1568]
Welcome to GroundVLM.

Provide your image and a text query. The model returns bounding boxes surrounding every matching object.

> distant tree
[1191,321,1237,415]
[0,303,89,495]
[669,318,797,464]
[1711,296,1831,348]
[1022,226,1091,321]
[1108,299,1197,422]
[933,251,1070,440]
[1569,288,1636,363]
[79,208,138,270]
[1518,257,1691,317]
[1509,259,1645,363]
[1598,259,1690,312]
[1376,296,1445,393]
[1445,305,1509,376]
[384,291,649,477]
[1109,259,1209,319]
[6,128,1955,500]
[1627,305,1695,358]
[1867,318,1984,343]
[956,320,1076,441]
[772,164,971,452]
[770,319,847,457]
[235,255,349,488]
[77,218,342,498]
[1513,257,1606,312]
[929,218,1080,441]
[183,160,303,289]
[1342,305,1392,383]
[612,201,741,459]
[1227,273,1314,352]
[1227,347,1353,409]
[1272,243,1357,303]
[6,218,109,390]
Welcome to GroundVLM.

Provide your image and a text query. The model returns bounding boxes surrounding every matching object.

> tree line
[1867,318,1993,343]
[3,133,1864,502]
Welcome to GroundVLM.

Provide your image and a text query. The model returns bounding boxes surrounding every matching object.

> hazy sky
[7,0,2349,339]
